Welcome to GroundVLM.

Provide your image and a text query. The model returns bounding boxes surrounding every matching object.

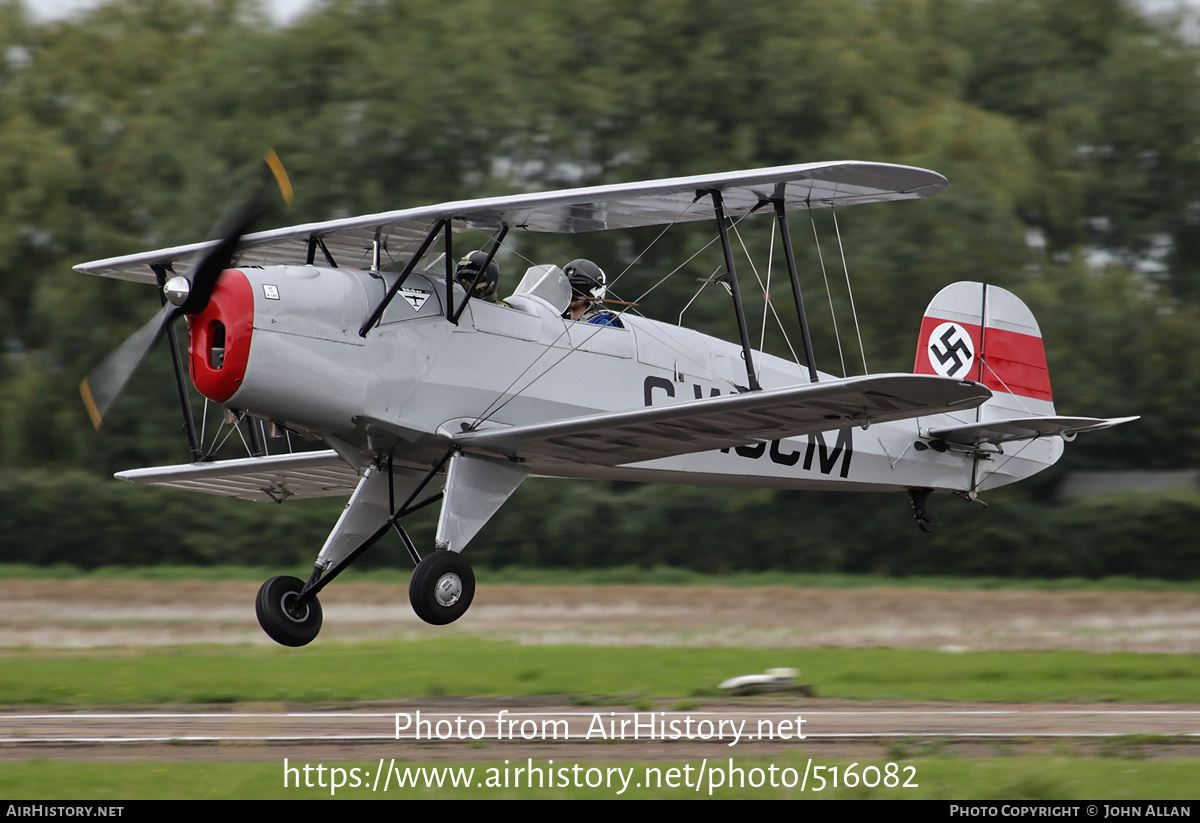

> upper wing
[75,161,946,284]
[114,450,360,502]
[927,415,1140,447]
[447,374,989,467]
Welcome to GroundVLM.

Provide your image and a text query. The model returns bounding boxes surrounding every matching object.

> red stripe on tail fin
[915,282,1052,404]
[978,326,1051,401]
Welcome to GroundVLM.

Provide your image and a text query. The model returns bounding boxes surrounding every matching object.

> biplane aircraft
[77,159,1135,646]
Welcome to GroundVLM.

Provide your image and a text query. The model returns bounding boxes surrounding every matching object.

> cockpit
[503,264,571,317]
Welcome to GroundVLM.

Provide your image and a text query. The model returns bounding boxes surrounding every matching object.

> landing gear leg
[908,487,938,533]
[255,457,447,647]
[404,451,528,625]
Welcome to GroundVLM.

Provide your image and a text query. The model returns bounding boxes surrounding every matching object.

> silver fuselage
[210,264,1059,494]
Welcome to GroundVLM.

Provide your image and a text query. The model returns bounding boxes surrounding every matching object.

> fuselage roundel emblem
[927,321,974,378]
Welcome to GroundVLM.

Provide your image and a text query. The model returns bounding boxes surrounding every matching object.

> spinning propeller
[80,151,293,429]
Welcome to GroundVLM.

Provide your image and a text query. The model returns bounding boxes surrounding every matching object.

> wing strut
[358,218,448,336]
[449,224,508,325]
[443,219,454,321]
[772,195,819,383]
[705,189,762,391]
[305,235,338,267]
[151,263,203,462]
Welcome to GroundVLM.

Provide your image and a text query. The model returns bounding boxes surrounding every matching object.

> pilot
[455,250,501,303]
[563,259,623,327]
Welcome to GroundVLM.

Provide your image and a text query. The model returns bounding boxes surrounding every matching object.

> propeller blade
[177,198,261,315]
[264,148,294,206]
[79,303,176,429]
[179,149,294,315]
[81,150,293,429]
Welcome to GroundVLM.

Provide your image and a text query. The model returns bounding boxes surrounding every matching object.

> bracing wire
[810,209,847,377]
[677,262,724,325]
[471,200,705,426]
[760,220,774,359]
[980,358,1036,416]
[974,436,1038,491]
[208,410,249,456]
[468,324,579,427]
[731,220,801,368]
[231,416,254,455]
[471,197,806,427]
[832,209,867,375]
[607,198,703,294]
[199,397,209,454]
[620,223,728,311]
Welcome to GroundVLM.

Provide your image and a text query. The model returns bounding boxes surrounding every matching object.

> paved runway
[5,701,1200,745]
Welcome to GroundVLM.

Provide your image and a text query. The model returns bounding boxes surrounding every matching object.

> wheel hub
[281,591,311,623]
[434,573,462,607]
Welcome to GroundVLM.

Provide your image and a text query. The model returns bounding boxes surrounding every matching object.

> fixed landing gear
[253,547,476,644]
[409,549,475,625]
[253,451,516,645]
[256,575,323,647]
[908,487,938,533]
[916,510,938,533]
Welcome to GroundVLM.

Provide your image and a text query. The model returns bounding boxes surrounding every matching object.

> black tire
[917,511,939,533]
[256,575,323,647]
[409,550,475,625]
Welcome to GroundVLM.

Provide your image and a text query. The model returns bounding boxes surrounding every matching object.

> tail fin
[913,281,1054,421]
[913,282,1137,492]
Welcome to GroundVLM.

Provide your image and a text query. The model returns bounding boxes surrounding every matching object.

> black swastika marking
[930,325,972,376]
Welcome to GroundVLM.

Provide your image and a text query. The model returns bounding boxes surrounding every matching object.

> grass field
[2,640,1200,705]
[2,755,1198,799]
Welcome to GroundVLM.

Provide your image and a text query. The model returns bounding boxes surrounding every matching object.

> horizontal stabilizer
[449,374,990,466]
[928,415,1139,447]
[115,450,360,502]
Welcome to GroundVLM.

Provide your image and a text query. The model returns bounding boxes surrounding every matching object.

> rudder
[913,282,1055,421]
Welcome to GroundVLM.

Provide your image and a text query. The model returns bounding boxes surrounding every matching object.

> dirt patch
[3,579,1199,653]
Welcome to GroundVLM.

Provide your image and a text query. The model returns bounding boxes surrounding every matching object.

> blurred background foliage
[2,0,1199,577]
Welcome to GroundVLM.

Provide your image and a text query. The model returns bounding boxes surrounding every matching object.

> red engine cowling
[187,269,254,403]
